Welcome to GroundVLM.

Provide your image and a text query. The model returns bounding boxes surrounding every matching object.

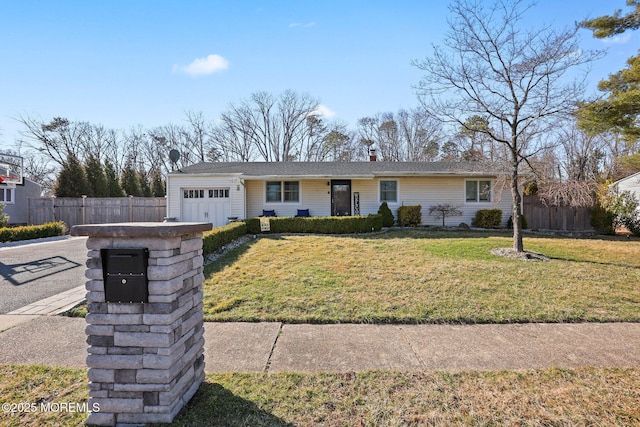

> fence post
[82,195,87,225]
[129,195,134,222]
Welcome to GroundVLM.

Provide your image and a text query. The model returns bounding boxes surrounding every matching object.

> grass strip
[1,365,638,426]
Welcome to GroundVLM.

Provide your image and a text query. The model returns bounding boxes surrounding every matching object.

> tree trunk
[511,162,524,252]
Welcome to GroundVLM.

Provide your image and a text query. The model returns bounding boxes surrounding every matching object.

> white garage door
[181,188,231,228]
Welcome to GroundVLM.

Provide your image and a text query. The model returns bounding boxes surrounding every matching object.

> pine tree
[120,162,141,197]
[104,159,125,197]
[54,152,90,197]
[84,154,108,197]
[150,170,165,197]
[137,170,152,197]
[579,2,640,143]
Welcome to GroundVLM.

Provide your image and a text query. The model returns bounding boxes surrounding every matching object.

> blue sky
[0,0,637,148]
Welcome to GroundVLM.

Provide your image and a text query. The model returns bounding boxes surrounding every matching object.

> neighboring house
[166,160,513,228]
[611,171,640,208]
[0,178,42,225]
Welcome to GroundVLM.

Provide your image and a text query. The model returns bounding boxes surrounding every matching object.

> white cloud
[173,54,229,77]
[602,33,631,45]
[289,22,316,28]
[313,104,336,118]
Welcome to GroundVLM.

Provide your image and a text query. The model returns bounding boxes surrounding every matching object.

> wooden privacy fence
[522,196,593,231]
[28,197,167,228]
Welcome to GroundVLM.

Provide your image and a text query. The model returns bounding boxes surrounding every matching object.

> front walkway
[0,314,638,372]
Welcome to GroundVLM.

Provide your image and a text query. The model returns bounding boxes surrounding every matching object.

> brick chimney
[369,148,377,162]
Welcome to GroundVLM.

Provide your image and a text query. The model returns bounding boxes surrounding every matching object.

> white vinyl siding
[166,174,245,222]
[246,180,324,217]
[168,173,512,228]
[383,176,509,226]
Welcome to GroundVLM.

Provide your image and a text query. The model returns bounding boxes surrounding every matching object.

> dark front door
[331,180,351,216]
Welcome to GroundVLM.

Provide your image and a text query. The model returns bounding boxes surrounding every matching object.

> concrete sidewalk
[0,314,639,372]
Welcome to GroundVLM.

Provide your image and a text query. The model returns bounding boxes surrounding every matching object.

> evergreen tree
[54,152,91,197]
[120,161,141,197]
[579,2,640,143]
[377,202,395,227]
[150,170,165,197]
[137,170,152,197]
[84,154,108,197]
[104,159,125,197]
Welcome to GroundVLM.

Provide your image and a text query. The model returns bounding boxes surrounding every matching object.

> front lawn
[1,365,638,426]
[203,230,640,323]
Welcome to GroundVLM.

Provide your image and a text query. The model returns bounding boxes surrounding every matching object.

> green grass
[1,365,639,426]
[203,230,640,323]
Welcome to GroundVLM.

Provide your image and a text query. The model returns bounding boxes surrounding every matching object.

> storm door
[331,180,351,216]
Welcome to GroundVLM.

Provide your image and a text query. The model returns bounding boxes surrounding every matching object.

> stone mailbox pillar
[71,222,212,426]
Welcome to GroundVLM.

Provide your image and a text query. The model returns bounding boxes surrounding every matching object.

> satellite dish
[169,149,180,163]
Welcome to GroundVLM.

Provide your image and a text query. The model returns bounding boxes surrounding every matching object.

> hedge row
[203,215,383,256]
[0,222,67,243]
[202,221,248,256]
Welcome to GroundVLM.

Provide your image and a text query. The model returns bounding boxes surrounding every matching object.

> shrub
[202,222,248,256]
[378,202,395,227]
[590,204,615,235]
[507,214,528,230]
[0,222,66,243]
[0,202,8,228]
[625,217,640,236]
[398,205,422,227]
[596,187,640,237]
[472,209,503,228]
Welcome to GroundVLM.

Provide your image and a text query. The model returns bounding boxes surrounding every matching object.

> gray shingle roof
[172,161,501,178]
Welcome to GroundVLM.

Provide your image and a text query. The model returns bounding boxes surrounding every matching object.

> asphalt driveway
[0,236,88,313]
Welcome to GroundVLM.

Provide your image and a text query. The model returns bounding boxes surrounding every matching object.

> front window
[380,180,397,203]
[466,180,491,202]
[266,182,281,202]
[283,181,299,202]
[266,181,299,203]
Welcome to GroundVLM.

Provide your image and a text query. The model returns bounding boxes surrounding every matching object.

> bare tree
[300,115,328,161]
[356,109,442,161]
[413,0,602,252]
[183,110,213,163]
[17,115,91,166]
[317,123,359,161]
[211,109,256,161]
[397,108,441,161]
[215,90,320,162]
[556,123,610,182]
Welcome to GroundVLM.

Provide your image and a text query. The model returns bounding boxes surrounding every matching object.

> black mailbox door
[101,248,149,303]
